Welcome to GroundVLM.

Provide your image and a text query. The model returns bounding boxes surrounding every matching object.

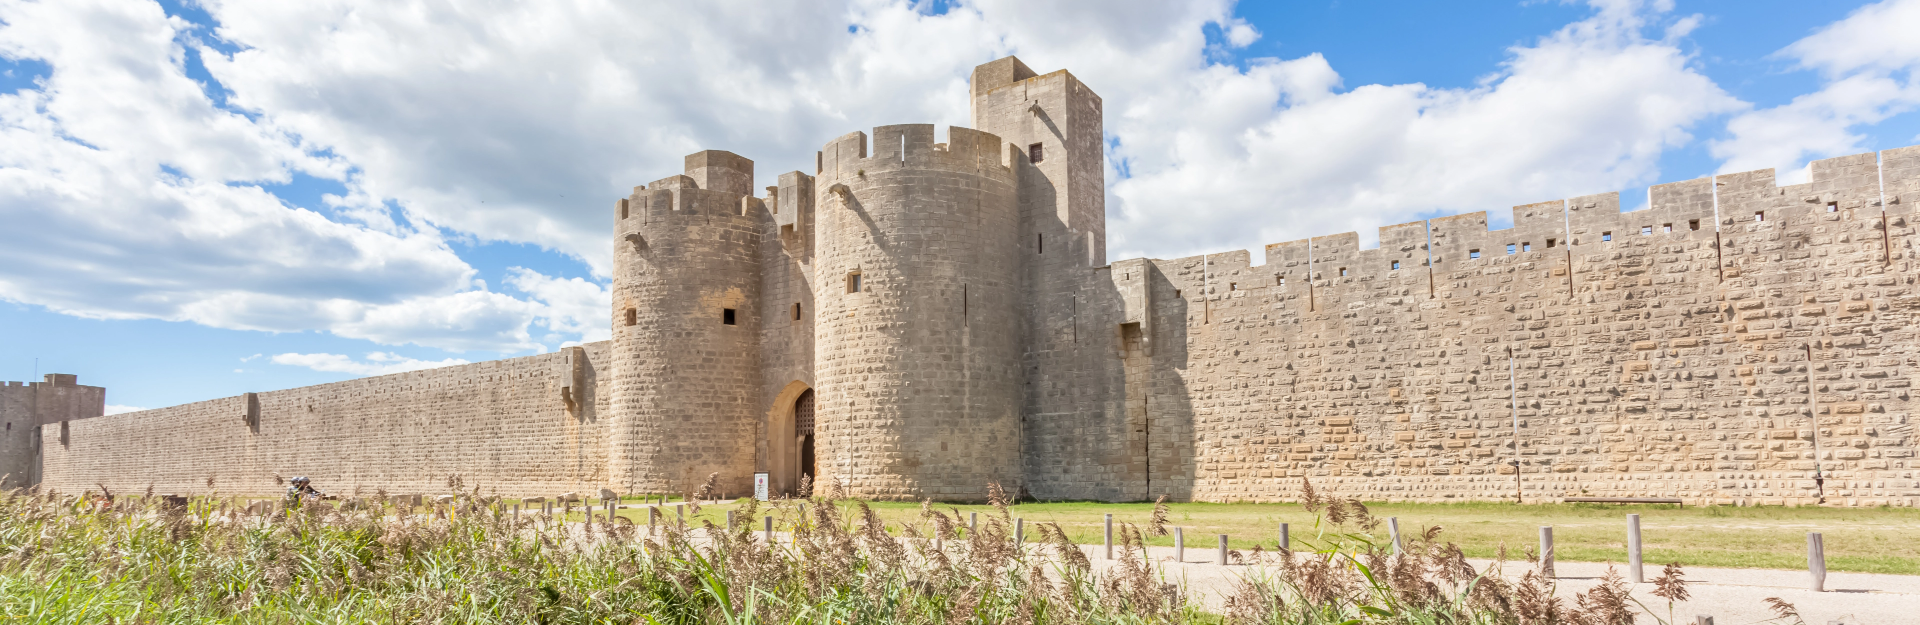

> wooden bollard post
[970,512,978,535]
[647,506,657,531]
[1808,532,1826,592]
[1105,514,1114,560]
[1628,514,1644,583]
[727,510,735,529]
[1015,518,1024,545]
[1175,527,1185,562]
[1539,526,1555,578]
[1279,522,1289,552]
[1388,517,1403,555]
[677,505,684,528]
[1218,534,1229,565]
[764,516,772,543]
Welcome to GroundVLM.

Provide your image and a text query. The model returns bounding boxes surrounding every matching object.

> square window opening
[1175,289,1183,299]
[1641,225,1653,235]
[1546,238,1557,248]
[1522,242,1532,252]
[1688,219,1700,231]
[1755,211,1765,222]
[1229,282,1237,291]
[1506,244,1516,254]
[1028,142,1044,163]
[846,271,862,294]
[1391,260,1400,270]
[1602,231,1613,242]
[722,308,737,325]
[1469,249,1481,259]
[1827,202,1838,213]
[1338,267,1348,277]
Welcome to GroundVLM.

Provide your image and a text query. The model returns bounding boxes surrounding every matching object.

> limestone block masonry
[22,55,1920,506]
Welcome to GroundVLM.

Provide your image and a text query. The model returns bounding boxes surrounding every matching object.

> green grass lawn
[563,498,1920,576]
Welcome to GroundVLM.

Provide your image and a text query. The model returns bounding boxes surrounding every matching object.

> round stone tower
[609,150,763,496]
[810,124,1024,501]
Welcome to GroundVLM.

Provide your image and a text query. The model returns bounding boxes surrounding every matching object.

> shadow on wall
[1143,267,1196,502]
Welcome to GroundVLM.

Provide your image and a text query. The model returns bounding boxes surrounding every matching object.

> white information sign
[753,472,769,501]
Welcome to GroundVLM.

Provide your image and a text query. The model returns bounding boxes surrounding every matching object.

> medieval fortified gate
[8,57,1920,506]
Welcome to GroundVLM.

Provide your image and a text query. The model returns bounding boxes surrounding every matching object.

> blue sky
[3,0,1918,411]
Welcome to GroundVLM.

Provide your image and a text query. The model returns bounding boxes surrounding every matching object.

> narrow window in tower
[1641,225,1652,235]
[1469,249,1481,259]
[1663,223,1673,233]
[1277,276,1286,286]
[1029,142,1044,163]
[1547,238,1557,248]
[619,198,630,219]
[624,308,636,327]
[1689,219,1700,231]
[1506,244,1516,254]
[792,303,801,322]
[723,308,737,325]
[1522,242,1532,252]
[1602,231,1613,241]
[1339,267,1348,277]
[1827,202,1838,213]
[1229,282,1237,291]
[1755,211,1766,222]
[962,284,969,325]
[1174,289,1183,299]
[846,271,862,294]
[1037,234,1044,254]
[1391,261,1400,270]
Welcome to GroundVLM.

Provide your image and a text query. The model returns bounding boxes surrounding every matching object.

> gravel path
[1100,544,1917,624]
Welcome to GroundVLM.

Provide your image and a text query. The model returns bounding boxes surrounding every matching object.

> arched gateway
[764,382,815,496]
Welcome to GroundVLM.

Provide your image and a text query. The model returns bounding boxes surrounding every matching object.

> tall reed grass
[0,480,1779,624]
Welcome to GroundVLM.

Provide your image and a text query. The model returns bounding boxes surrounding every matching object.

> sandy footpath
[1107,544,1916,624]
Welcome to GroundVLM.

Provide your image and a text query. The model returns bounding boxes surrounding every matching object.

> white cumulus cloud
[1712,0,1920,182]
[104,404,147,415]
[0,0,1800,359]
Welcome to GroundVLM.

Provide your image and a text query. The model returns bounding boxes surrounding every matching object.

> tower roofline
[970,56,1037,97]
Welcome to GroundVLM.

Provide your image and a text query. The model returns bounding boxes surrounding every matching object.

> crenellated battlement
[814,124,1017,189]
[1163,146,1920,305]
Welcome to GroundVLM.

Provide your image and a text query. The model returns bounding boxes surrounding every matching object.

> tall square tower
[970,56,1106,268]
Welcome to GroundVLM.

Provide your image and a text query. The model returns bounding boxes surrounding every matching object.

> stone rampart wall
[1072,148,1920,506]
[37,342,612,497]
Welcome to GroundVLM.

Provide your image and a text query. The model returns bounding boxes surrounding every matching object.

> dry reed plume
[0,479,1784,624]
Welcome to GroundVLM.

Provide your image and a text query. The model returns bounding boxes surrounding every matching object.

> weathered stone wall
[609,153,764,497]
[756,170,817,495]
[810,124,1026,501]
[1,376,105,489]
[1036,148,1920,506]
[37,344,611,497]
[27,56,1920,508]
[0,382,36,489]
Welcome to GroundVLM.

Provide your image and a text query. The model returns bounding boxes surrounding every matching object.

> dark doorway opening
[795,389,816,489]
